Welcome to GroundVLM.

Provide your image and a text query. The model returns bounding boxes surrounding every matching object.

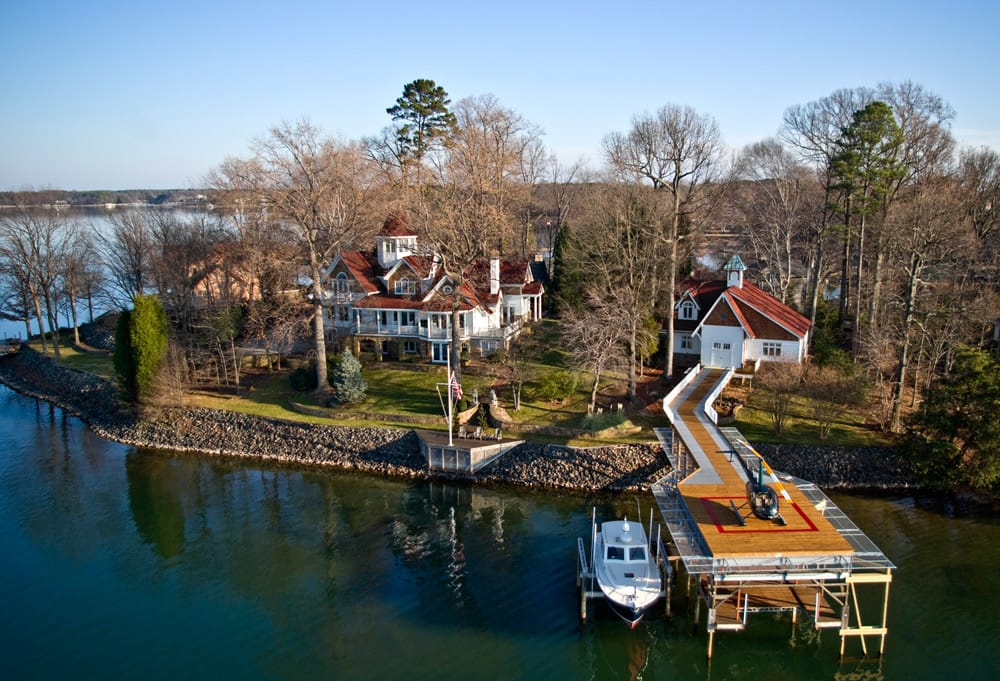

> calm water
[1,384,997,680]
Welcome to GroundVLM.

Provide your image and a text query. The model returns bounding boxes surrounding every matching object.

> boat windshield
[606,546,625,561]
[628,546,646,562]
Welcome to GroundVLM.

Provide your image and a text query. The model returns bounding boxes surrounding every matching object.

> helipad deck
[668,368,852,560]
[652,365,893,659]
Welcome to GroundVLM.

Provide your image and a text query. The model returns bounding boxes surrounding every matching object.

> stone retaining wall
[0,346,669,493]
[753,442,918,491]
[0,345,919,493]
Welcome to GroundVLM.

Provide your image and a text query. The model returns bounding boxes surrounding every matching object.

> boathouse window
[607,546,625,561]
[679,300,696,320]
[628,547,646,562]
[679,334,693,350]
[763,342,782,357]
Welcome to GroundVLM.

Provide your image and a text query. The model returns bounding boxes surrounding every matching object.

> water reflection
[2,385,998,680]
[126,452,185,558]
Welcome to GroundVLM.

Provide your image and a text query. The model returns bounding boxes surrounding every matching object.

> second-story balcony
[354,321,449,339]
[348,317,524,343]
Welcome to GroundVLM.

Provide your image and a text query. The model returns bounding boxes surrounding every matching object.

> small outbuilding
[671,255,811,370]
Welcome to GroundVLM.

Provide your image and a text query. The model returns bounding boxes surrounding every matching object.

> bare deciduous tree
[755,362,806,436]
[603,103,728,378]
[568,182,663,399]
[0,202,73,357]
[734,138,824,305]
[213,120,373,394]
[99,208,157,308]
[886,179,974,431]
[564,301,629,414]
[414,94,546,384]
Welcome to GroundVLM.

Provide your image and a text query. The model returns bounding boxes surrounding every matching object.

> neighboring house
[187,242,264,309]
[671,254,811,370]
[322,212,544,363]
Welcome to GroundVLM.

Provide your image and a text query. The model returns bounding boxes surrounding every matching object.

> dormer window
[334,272,349,294]
[395,277,416,295]
[679,300,697,321]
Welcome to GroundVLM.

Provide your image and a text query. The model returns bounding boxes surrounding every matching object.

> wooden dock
[653,365,893,659]
[673,369,852,560]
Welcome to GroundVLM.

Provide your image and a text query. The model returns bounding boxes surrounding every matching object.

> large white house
[321,212,544,363]
[671,255,811,369]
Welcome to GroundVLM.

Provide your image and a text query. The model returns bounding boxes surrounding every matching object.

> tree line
[1,78,997,491]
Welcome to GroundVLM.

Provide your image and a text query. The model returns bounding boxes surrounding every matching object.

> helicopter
[725,443,791,526]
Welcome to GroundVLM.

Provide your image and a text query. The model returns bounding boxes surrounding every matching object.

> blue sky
[2,0,997,190]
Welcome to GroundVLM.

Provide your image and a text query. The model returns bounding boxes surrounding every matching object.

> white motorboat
[592,515,663,628]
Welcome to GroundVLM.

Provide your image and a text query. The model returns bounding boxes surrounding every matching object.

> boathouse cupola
[725,254,746,289]
[376,211,418,270]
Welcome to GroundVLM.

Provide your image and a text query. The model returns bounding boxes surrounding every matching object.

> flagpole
[447,368,454,446]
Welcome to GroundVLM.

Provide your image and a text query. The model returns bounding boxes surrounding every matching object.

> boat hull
[592,518,663,629]
[601,593,656,629]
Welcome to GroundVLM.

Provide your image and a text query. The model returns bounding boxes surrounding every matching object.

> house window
[680,334,693,350]
[336,305,349,322]
[403,340,417,354]
[401,311,415,326]
[480,340,499,356]
[334,272,349,294]
[432,342,448,363]
[679,300,697,320]
[763,342,782,357]
[395,277,416,295]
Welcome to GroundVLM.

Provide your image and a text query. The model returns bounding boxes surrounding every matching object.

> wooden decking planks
[672,369,853,560]
[712,583,840,627]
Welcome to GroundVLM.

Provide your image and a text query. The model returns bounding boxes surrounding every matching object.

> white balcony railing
[349,318,524,342]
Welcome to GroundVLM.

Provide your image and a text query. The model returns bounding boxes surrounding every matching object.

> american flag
[451,377,462,400]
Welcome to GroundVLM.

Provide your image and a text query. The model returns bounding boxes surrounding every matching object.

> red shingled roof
[379,210,416,237]
[726,282,811,339]
[675,278,810,340]
[338,251,381,294]
[400,254,435,279]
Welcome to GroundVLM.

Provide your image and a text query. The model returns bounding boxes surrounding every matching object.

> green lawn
[734,388,893,447]
[25,322,891,449]
[28,338,115,379]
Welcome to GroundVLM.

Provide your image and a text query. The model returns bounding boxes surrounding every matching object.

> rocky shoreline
[0,344,919,493]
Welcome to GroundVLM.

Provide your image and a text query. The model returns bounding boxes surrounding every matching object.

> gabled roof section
[379,210,416,237]
[332,251,380,294]
[727,282,811,339]
[675,280,725,332]
[676,278,810,340]
[380,254,437,290]
[522,281,543,295]
[400,254,435,279]
[500,260,531,285]
[411,272,495,314]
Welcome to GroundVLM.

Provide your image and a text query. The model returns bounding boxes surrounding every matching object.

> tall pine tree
[387,78,458,171]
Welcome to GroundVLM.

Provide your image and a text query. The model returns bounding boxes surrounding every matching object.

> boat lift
[576,505,675,624]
